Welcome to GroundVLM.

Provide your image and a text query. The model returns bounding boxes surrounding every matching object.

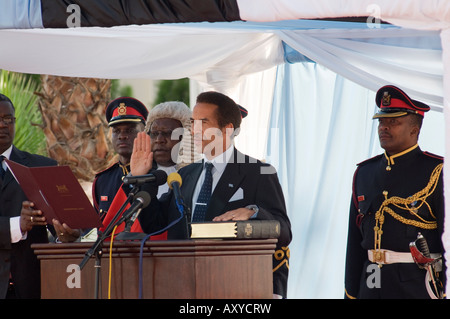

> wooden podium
[32,239,277,299]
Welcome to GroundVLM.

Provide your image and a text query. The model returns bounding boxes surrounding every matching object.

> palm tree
[37,75,115,182]
[0,70,47,155]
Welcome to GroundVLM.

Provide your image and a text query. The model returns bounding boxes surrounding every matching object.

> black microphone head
[135,191,151,208]
[152,169,168,186]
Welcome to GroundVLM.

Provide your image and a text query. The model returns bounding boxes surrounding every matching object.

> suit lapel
[2,146,27,189]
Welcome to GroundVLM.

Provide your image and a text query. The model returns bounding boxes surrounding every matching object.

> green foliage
[0,70,47,156]
[153,78,189,106]
[110,79,133,99]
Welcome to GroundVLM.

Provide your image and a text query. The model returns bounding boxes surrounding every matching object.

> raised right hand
[130,132,154,176]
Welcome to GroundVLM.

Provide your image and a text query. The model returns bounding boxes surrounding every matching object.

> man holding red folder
[0,94,57,299]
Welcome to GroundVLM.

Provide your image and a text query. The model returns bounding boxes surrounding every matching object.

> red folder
[5,159,102,229]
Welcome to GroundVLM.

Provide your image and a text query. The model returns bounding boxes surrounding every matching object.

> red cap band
[381,98,424,116]
[111,103,145,119]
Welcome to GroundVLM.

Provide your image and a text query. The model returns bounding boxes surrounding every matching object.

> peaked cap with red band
[373,85,430,119]
[237,104,248,119]
[106,97,148,126]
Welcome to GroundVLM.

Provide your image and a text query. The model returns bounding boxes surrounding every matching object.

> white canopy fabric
[237,0,450,29]
[0,24,283,82]
[1,0,449,297]
[277,28,443,108]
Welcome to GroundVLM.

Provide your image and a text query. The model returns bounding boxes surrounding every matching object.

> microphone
[123,169,167,186]
[167,172,183,205]
[168,172,192,238]
[117,191,151,224]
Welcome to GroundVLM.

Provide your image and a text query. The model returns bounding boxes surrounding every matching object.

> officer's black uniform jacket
[93,161,159,220]
[92,162,130,218]
[345,145,445,299]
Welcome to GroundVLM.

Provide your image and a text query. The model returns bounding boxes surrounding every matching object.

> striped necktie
[192,162,214,222]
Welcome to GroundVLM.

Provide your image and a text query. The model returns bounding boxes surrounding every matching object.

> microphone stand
[175,198,191,239]
[115,208,147,240]
[79,185,139,299]
[184,204,192,239]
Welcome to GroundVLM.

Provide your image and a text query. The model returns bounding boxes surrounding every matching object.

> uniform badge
[101,196,108,201]
[118,103,127,115]
[358,195,365,202]
[382,92,391,106]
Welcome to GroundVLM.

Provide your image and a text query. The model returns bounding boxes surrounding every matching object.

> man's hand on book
[212,207,254,222]
[52,219,81,243]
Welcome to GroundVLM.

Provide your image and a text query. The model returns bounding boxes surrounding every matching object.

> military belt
[368,249,441,265]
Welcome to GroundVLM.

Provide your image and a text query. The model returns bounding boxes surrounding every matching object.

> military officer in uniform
[344,85,445,299]
[92,97,148,222]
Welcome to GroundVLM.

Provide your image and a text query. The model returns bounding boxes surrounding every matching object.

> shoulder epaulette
[357,154,383,167]
[94,162,119,177]
[423,151,443,161]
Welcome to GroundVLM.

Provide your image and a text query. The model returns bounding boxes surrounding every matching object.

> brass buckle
[372,249,386,264]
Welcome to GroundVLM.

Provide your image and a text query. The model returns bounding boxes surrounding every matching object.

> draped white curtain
[268,62,379,298]
[276,28,443,109]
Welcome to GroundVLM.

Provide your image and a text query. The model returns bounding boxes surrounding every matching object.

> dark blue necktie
[0,156,5,180]
[192,162,214,222]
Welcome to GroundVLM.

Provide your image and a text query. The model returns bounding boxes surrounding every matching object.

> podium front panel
[32,239,277,299]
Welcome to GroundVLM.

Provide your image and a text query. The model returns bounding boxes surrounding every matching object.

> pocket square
[229,187,244,202]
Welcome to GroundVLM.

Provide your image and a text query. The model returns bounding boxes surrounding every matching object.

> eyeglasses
[148,130,174,139]
[0,116,15,125]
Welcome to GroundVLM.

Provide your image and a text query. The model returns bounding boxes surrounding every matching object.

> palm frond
[0,70,47,155]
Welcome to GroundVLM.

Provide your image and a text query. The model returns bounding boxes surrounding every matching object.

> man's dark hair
[0,93,14,110]
[196,91,241,131]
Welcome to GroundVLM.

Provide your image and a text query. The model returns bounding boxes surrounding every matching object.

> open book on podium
[5,159,102,229]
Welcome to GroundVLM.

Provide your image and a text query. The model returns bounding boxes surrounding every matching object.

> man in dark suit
[0,94,57,299]
[132,91,292,298]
